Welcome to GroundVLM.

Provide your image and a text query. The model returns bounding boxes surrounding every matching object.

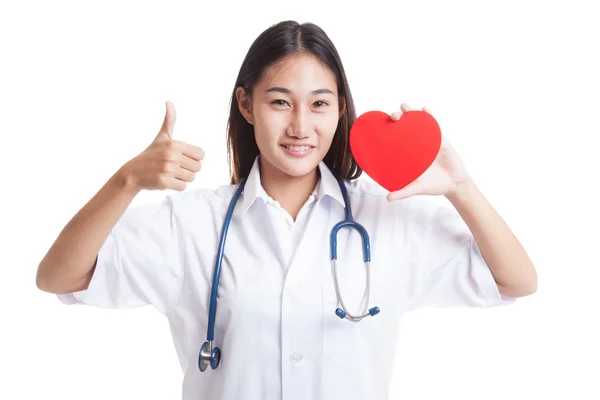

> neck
[259,157,320,221]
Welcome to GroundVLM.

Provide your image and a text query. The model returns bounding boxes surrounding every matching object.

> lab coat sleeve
[56,193,185,315]
[404,199,517,311]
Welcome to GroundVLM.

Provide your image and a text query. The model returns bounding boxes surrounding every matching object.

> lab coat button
[290,352,303,363]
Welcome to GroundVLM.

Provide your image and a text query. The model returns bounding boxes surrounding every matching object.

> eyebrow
[265,87,335,95]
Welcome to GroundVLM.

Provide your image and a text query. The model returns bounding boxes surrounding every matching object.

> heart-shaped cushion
[349,110,442,192]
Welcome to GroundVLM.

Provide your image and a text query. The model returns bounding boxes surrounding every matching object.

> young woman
[36,20,537,400]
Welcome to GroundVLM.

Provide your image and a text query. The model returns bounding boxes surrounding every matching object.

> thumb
[387,181,422,201]
[157,100,176,140]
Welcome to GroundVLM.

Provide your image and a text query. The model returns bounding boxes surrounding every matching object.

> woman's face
[237,53,345,180]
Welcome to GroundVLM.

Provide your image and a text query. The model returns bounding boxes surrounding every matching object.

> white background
[1,0,598,399]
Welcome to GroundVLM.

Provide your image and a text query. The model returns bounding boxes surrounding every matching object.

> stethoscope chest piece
[198,340,221,371]
[197,176,379,373]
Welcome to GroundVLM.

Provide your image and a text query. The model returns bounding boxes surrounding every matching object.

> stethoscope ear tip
[335,306,381,320]
[368,306,380,316]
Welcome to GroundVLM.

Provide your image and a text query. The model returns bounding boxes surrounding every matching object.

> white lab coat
[58,156,516,400]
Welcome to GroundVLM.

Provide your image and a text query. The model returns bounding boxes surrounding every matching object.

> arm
[36,168,140,294]
[446,179,538,297]
[387,104,537,298]
[36,101,204,296]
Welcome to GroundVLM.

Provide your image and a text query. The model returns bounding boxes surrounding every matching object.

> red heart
[349,110,442,192]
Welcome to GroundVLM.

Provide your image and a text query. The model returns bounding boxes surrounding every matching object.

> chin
[263,151,322,179]
[279,159,320,178]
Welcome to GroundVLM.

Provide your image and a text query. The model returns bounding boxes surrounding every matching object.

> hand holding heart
[349,103,472,202]
[387,104,472,201]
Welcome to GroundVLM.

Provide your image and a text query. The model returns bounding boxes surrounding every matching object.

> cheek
[253,114,282,144]
[317,115,340,140]
[252,107,272,132]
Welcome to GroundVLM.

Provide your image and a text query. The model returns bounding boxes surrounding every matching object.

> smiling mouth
[280,144,315,151]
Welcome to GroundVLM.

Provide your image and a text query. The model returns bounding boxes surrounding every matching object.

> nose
[287,106,308,138]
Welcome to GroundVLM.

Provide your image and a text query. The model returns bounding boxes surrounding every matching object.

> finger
[158,101,177,139]
[178,142,206,161]
[400,103,412,113]
[422,106,432,114]
[173,166,196,183]
[179,154,202,173]
[387,181,422,201]
[159,175,187,191]
[390,111,402,121]
[169,178,188,191]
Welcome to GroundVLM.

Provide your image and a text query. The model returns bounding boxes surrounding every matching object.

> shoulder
[173,182,238,211]
[344,175,389,199]
[125,182,239,220]
[344,176,463,227]
[342,176,422,212]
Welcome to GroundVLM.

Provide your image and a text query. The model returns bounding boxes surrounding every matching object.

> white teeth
[283,145,312,151]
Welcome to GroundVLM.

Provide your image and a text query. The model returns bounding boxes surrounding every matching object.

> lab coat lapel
[285,195,340,287]
[285,162,346,288]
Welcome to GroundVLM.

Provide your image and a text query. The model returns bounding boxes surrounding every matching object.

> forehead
[258,53,338,93]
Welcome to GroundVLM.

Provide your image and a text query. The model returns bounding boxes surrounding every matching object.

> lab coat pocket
[321,263,384,367]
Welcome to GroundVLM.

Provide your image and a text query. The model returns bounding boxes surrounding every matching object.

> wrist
[114,164,141,196]
[445,178,476,205]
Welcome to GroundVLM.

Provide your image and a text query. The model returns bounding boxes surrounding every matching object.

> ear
[236,86,254,125]
[338,96,346,119]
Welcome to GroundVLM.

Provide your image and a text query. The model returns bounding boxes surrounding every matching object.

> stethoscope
[198,175,380,372]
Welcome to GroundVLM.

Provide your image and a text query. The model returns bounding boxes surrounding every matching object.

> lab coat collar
[315,160,347,207]
[236,155,346,215]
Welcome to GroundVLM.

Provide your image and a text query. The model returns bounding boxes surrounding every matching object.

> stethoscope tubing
[199,175,379,372]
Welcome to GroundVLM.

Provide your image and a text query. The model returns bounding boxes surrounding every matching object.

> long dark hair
[226,20,362,184]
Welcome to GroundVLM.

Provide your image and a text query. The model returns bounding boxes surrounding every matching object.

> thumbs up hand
[121,101,205,192]
[155,99,177,141]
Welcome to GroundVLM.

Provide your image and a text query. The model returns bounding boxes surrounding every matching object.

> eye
[314,100,329,108]
[271,99,290,107]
